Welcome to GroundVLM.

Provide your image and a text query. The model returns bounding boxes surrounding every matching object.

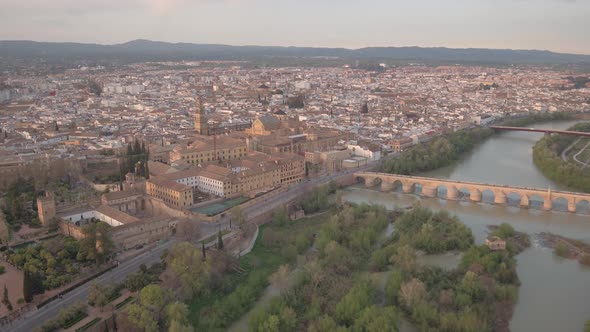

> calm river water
[342,120,590,332]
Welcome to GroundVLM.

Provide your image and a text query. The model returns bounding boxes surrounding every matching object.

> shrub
[578,254,590,266]
[0,265,5,274]
[554,243,569,257]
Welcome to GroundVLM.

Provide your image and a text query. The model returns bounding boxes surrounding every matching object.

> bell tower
[195,96,208,135]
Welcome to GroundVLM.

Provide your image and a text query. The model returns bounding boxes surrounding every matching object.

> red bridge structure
[490,126,590,137]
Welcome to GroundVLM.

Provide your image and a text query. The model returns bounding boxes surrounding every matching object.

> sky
[0,0,589,54]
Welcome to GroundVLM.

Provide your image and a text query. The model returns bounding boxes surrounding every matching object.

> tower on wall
[37,191,56,226]
[195,96,209,135]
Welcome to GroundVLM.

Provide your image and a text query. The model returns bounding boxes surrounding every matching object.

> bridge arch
[552,197,569,213]
[576,199,590,214]
[481,189,495,204]
[390,180,404,192]
[528,194,545,210]
[435,184,449,199]
[506,192,523,207]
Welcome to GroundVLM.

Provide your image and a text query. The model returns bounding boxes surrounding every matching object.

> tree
[165,301,191,330]
[23,270,33,303]
[273,207,289,226]
[126,285,170,332]
[2,284,12,311]
[87,282,110,311]
[390,245,417,275]
[353,305,398,332]
[163,242,210,299]
[217,230,224,250]
[335,278,374,326]
[399,278,426,308]
[201,241,206,261]
[269,265,290,292]
[88,79,103,96]
[230,206,246,230]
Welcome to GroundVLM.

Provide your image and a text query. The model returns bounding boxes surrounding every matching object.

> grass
[75,318,102,332]
[61,312,89,329]
[187,212,330,330]
[114,296,134,310]
[106,290,121,303]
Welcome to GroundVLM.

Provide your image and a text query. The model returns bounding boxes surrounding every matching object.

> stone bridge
[354,172,590,213]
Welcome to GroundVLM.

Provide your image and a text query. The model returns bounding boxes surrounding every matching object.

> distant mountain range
[1,39,589,66]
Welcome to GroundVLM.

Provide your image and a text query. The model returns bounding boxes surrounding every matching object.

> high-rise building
[195,97,208,135]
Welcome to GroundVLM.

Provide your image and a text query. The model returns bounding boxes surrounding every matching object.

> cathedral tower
[195,96,208,135]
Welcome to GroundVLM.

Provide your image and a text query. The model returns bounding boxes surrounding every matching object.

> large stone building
[146,152,305,206]
[169,136,248,165]
[146,176,194,208]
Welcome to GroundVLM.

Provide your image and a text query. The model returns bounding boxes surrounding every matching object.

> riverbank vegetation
[539,232,590,267]
[498,112,573,127]
[532,122,590,192]
[381,127,493,175]
[248,203,523,332]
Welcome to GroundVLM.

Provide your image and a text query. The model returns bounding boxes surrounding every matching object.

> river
[342,120,590,332]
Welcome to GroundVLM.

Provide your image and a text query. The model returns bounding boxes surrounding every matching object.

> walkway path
[573,140,590,168]
[561,137,581,161]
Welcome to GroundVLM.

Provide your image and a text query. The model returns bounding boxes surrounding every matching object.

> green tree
[352,305,398,332]
[2,284,13,311]
[217,230,224,250]
[23,270,33,303]
[335,278,374,326]
[390,245,416,275]
[87,282,110,310]
[126,285,170,332]
[164,242,210,298]
[165,301,191,330]
[230,206,246,230]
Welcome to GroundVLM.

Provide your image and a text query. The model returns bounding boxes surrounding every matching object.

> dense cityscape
[1,0,590,331]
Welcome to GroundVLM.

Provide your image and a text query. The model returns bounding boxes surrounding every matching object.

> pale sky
[0,0,589,54]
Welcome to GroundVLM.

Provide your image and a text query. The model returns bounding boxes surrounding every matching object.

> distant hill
[1,39,589,66]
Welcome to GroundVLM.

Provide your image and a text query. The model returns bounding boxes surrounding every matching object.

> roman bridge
[354,172,590,213]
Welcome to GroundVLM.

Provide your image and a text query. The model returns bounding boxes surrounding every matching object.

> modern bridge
[490,126,590,137]
[354,172,590,213]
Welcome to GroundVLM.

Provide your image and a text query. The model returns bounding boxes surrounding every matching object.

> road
[5,161,383,331]
[6,239,174,332]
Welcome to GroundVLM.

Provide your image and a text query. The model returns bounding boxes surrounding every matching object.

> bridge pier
[365,178,376,188]
[568,199,577,213]
[421,186,437,198]
[470,189,482,202]
[520,195,530,209]
[494,192,507,205]
[447,187,459,200]
[402,183,414,194]
[381,181,394,192]
[543,200,553,211]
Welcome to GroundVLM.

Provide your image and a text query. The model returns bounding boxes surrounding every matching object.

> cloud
[0,0,196,16]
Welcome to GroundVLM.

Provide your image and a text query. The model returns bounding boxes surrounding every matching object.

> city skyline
[1,0,589,55]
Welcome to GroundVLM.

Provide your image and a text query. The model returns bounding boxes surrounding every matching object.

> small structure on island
[289,209,305,221]
[486,236,506,251]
